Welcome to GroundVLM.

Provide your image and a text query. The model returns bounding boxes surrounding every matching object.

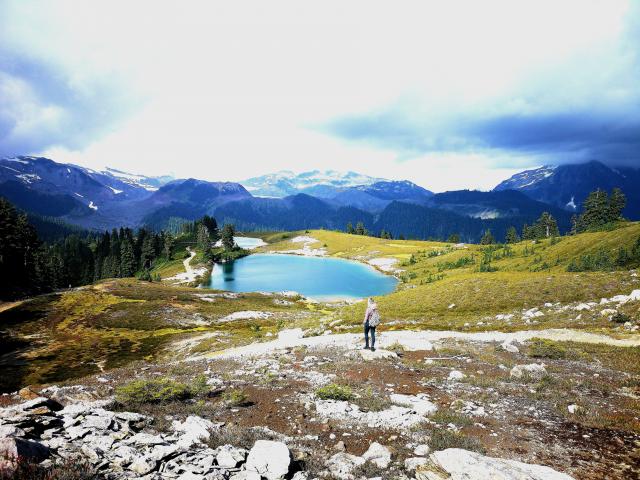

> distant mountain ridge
[0,156,636,241]
[494,160,640,219]
[241,169,386,198]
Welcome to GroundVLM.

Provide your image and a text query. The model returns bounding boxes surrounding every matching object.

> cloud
[322,1,640,169]
[0,50,137,157]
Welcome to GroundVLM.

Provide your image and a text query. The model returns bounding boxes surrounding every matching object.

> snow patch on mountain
[88,201,98,211]
[242,170,386,198]
[495,165,557,191]
[566,196,576,210]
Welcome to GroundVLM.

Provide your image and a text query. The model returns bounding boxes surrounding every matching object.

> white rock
[574,303,591,311]
[415,448,574,479]
[172,415,216,447]
[501,341,519,353]
[230,472,261,480]
[362,442,392,468]
[414,444,430,456]
[448,370,466,382]
[359,349,398,360]
[405,457,429,471]
[567,404,583,415]
[129,455,157,475]
[216,444,247,468]
[510,364,547,381]
[390,394,437,416]
[326,452,365,479]
[245,440,291,480]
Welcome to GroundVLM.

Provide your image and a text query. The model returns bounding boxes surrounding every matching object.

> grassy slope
[0,279,329,392]
[260,225,640,332]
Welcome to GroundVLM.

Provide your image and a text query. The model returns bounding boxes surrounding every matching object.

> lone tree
[536,212,559,238]
[480,229,495,245]
[221,224,236,251]
[505,226,520,244]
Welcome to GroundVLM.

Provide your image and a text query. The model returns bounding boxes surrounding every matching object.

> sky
[0,0,638,192]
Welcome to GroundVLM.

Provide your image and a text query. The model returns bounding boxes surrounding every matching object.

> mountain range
[0,156,637,242]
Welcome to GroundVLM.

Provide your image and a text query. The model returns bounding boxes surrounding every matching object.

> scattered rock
[448,370,466,382]
[501,341,519,353]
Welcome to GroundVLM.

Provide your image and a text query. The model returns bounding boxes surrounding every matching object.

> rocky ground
[1,324,638,480]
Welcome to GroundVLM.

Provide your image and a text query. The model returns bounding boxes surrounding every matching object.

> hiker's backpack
[368,309,381,327]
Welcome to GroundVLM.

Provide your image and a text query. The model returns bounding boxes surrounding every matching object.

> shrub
[527,338,567,359]
[428,429,485,454]
[222,388,249,407]
[116,377,191,406]
[315,383,353,401]
[611,312,632,324]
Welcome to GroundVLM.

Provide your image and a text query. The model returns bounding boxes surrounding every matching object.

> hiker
[363,297,381,351]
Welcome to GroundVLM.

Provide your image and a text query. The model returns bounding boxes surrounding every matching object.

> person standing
[363,297,381,351]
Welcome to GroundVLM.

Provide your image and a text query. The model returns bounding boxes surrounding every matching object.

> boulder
[415,448,574,480]
[0,437,50,463]
[448,370,466,382]
[361,442,392,468]
[510,364,547,381]
[216,444,247,468]
[245,440,291,480]
[390,394,437,416]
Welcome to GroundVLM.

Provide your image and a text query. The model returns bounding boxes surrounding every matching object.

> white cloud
[1,0,636,191]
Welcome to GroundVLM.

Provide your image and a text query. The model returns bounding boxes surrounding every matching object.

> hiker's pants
[364,322,376,348]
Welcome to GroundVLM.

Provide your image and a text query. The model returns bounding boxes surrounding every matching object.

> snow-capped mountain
[83,167,174,193]
[241,170,386,198]
[494,160,640,219]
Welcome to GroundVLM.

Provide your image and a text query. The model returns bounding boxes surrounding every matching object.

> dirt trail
[167,248,208,284]
[189,328,640,361]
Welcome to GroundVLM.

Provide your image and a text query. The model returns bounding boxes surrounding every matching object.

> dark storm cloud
[0,50,136,157]
[324,103,640,168]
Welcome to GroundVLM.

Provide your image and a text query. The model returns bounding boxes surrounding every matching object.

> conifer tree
[221,224,236,250]
[120,238,136,277]
[346,222,354,234]
[480,229,495,245]
[505,226,520,244]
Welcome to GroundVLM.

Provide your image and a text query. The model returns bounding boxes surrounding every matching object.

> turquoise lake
[207,254,397,300]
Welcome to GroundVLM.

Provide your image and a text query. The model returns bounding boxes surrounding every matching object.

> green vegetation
[115,377,193,406]
[527,338,571,359]
[222,388,249,406]
[428,429,486,454]
[315,383,354,401]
